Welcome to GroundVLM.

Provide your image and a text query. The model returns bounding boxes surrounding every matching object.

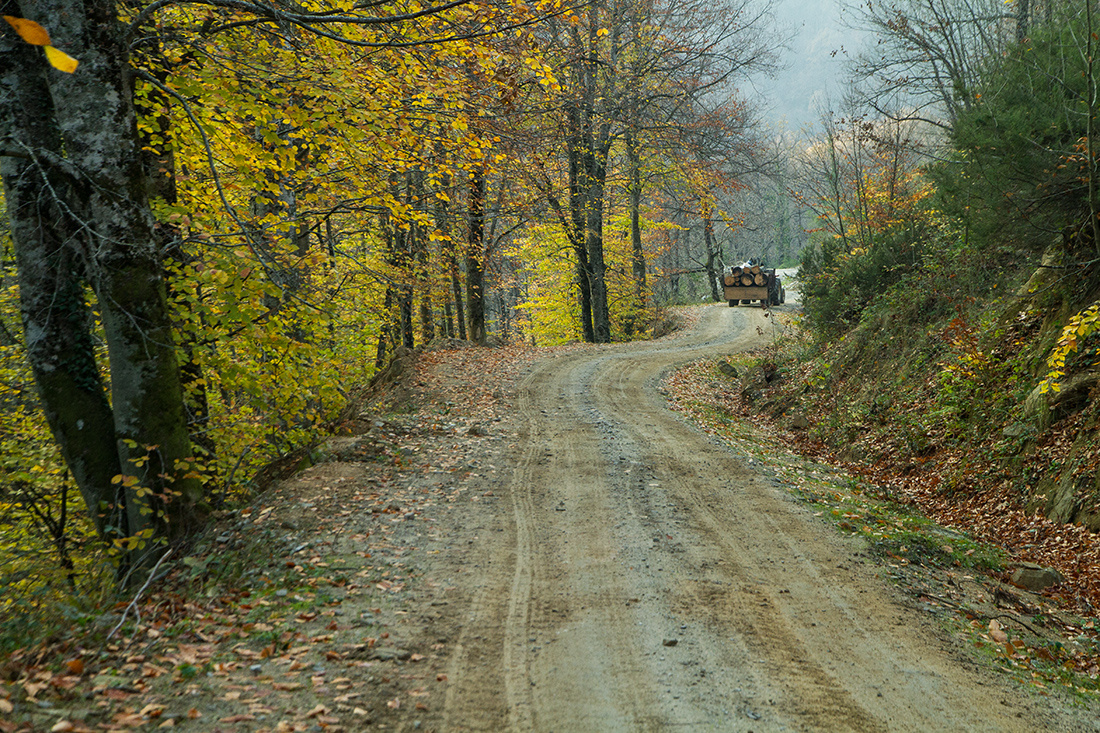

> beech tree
[2,1,203,557]
[0,0,786,596]
[531,0,780,342]
[0,0,557,567]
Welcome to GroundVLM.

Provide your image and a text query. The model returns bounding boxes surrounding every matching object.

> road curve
[440,304,1067,732]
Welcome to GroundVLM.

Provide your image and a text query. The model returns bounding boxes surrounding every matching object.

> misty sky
[758,0,868,131]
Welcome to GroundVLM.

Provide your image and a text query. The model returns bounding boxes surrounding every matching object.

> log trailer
[722,262,785,307]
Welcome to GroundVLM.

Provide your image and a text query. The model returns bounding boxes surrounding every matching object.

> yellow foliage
[509,226,581,345]
[1040,303,1100,394]
[510,212,668,345]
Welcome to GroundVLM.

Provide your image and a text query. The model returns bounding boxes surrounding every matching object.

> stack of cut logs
[724,264,766,287]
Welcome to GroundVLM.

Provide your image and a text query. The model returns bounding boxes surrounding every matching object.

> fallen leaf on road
[139,703,165,718]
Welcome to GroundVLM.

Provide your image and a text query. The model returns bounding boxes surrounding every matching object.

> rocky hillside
[723,240,1100,613]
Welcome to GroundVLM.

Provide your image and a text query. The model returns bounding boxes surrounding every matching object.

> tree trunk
[585,134,612,342]
[703,207,721,302]
[136,61,216,463]
[451,258,467,341]
[410,170,434,344]
[3,0,204,550]
[433,169,461,340]
[443,299,454,337]
[394,177,414,349]
[578,15,613,344]
[466,168,486,344]
[0,16,128,541]
[0,39,126,543]
[624,128,647,338]
[566,104,595,343]
[1,0,127,545]
[374,286,395,371]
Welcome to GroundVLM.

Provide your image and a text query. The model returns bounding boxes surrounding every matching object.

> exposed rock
[252,445,317,491]
[1028,424,1100,530]
[1009,563,1064,592]
[740,366,768,405]
[768,395,797,420]
[1014,243,1062,301]
[741,387,764,406]
[742,365,767,387]
[788,412,810,431]
[371,345,414,388]
[370,648,412,662]
[1023,370,1100,427]
[717,360,738,378]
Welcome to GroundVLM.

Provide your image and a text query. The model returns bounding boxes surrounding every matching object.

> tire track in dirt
[500,380,545,730]
[441,304,1076,732]
[594,345,884,726]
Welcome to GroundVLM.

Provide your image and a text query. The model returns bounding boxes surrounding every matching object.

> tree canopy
[0,0,781,605]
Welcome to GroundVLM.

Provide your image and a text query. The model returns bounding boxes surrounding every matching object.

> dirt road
[434,304,1072,731]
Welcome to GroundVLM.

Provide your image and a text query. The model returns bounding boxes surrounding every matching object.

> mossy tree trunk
[0,21,125,542]
[1,0,205,555]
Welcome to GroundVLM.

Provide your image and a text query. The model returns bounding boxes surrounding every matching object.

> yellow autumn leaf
[4,15,51,45]
[597,27,609,37]
[44,45,79,73]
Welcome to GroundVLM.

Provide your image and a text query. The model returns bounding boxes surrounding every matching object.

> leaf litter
[0,339,558,733]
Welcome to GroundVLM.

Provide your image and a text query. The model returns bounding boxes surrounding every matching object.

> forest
[0,0,789,613]
[3,0,1100,686]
